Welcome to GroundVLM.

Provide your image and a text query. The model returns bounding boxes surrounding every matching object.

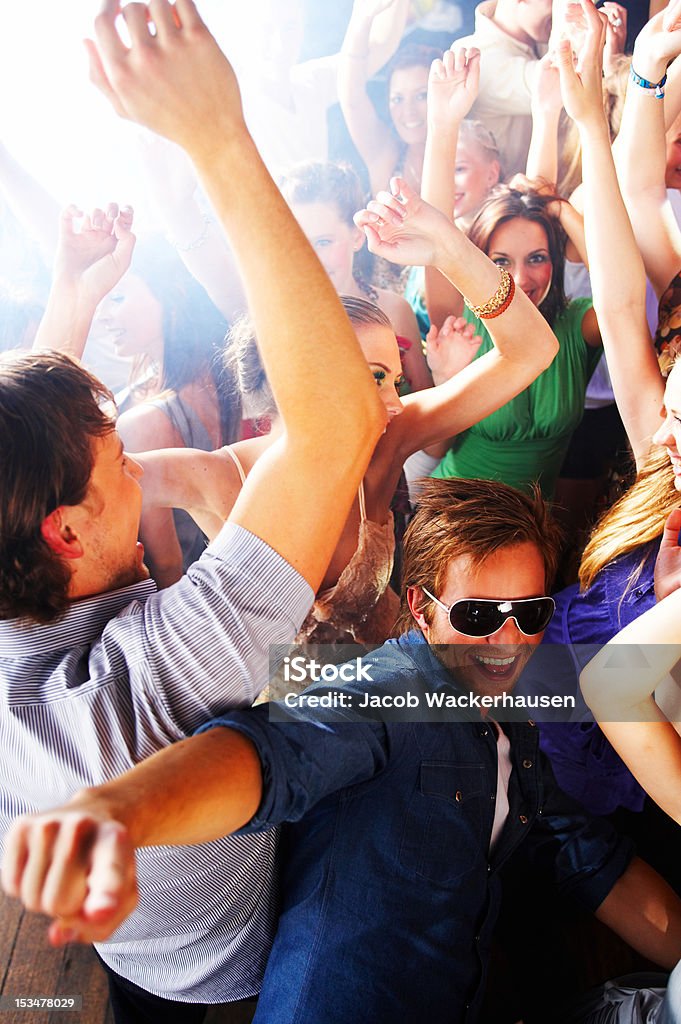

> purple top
[539,542,658,815]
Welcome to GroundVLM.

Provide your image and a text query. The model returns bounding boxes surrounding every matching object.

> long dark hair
[130,239,239,443]
[467,186,568,327]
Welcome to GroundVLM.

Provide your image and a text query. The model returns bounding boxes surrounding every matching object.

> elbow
[341,390,387,462]
[359,391,389,448]
[538,331,560,371]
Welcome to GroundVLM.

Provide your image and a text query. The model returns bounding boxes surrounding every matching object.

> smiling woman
[430,184,603,499]
[339,34,439,194]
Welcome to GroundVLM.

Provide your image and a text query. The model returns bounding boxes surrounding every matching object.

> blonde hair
[458,119,502,176]
[558,54,631,199]
[579,445,677,591]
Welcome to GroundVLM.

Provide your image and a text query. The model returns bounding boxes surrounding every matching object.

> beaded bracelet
[630,66,667,99]
[464,268,515,320]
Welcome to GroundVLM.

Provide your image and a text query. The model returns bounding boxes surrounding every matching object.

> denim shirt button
[519,814,528,824]
[479,728,489,737]
[522,759,533,769]
[527,719,536,727]
[455,790,463,802]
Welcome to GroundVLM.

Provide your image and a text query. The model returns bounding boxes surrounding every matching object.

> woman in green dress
[431,185,602,499]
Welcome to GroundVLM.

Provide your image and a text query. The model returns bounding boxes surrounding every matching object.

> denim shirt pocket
[399,762,489,884]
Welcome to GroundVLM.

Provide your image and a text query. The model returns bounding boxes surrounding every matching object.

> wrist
[183,119,253,172]
[631,47,668,86]
[344,16,372,45]
[49,272,99,313]
[427,117,459,139]
[531,105,561,123]
[436,225,468,275]
[576,114,610,143]
[66,786,124,828]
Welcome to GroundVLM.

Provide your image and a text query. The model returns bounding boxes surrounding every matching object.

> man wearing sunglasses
[5,479,681,1024]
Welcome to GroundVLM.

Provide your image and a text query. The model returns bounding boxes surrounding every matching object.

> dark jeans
[97,954,208,1024]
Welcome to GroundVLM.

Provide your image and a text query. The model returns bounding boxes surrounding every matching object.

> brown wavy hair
[467,185,568,327]
[0,350,113,622]
[394,478,562,635]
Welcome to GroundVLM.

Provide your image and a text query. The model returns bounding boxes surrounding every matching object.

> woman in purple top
[538,2,681,841]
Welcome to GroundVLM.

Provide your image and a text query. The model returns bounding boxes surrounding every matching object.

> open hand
[54,203,135,307]
[631,0,681,82]
[531,53,563,118]
[557,0,608,129]
[426,315,483,384]
[601,2,627,70]
[354,177,451,267]
[427,45,480,131]
[86,1,245,155]
[1,806,138,946]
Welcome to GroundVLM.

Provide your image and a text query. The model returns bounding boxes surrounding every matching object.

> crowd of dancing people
[3,0,681,1021]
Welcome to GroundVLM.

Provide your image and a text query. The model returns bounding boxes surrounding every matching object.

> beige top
[225,443,399,645]
[457,0,546,178]
[296,480,399,645]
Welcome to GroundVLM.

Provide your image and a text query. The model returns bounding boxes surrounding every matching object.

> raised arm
[136,133,246,322]
[32,203,135,359]
[526,53,563,186]
[614,1,681,298]
[580,514,681,827]
[355,178,559,455]
[338,0,407,194]
[0,141,61,262]
[421,45,480,328]
[558,0,664,466]
[88,0,385,592]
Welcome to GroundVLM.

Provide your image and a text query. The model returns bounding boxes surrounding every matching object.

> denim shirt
[200,631,633,1024]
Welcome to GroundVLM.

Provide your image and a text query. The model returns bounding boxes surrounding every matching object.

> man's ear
[352,224,365,253]
[407,585,430,636]
[40,509,84,560]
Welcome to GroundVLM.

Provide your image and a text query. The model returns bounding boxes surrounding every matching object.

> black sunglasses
[422,589,555,638]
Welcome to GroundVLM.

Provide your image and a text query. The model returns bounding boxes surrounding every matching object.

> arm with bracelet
[614,1,681,300]
[354,177,559,457]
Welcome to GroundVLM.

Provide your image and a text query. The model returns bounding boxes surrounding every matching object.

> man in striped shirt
[0,2,385,1021]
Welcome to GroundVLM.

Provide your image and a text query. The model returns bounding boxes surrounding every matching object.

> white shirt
[458,0,546,178]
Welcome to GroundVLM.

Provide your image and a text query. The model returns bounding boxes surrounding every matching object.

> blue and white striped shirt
[0,523,313,1002]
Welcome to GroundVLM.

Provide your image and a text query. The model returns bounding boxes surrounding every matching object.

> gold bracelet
[464,268,512,319]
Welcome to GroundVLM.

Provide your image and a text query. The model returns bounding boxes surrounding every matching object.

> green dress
[432,297,599,498]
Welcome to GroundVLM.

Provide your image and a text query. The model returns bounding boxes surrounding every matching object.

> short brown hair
[395,478,562,635]
[0,350,113,623]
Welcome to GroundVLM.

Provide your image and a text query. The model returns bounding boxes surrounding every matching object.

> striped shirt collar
[0,578,157,658]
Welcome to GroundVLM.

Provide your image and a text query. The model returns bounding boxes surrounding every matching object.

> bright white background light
[0,2,252,218]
